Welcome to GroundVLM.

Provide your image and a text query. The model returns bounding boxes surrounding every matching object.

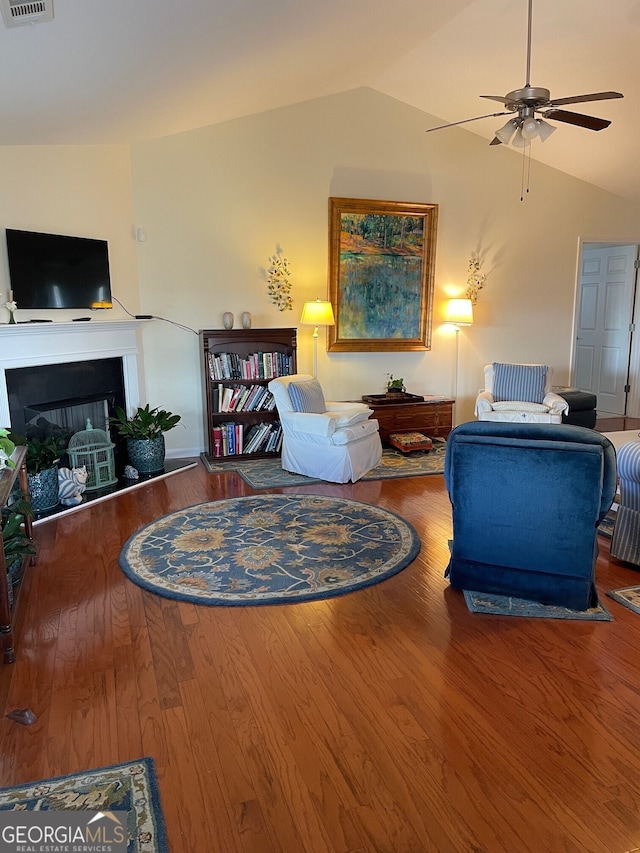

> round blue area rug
[119,494,421,605]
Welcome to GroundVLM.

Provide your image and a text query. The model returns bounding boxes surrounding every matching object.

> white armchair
[268,374,382,483]
[475,363,569,424]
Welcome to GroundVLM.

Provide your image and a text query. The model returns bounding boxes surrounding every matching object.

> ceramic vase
[241,311,252,329]
[28,466,59,513]
[127,436,165,475]
[222,312,234,330]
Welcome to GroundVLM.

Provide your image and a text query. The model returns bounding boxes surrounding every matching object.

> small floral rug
[464,590,612,620]
[119,494,421,605]
[0,758,167,852]
[200,441,447,489]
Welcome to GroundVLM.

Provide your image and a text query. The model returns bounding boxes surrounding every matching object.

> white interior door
[573,244,638,415]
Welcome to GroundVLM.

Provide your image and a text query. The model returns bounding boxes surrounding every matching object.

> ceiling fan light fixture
[494,118,518,144]
[511,127,530,148]
[521,115,540,140]
[537,119,556,142]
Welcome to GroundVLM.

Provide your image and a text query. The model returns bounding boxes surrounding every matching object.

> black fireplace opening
[7,358,128,474]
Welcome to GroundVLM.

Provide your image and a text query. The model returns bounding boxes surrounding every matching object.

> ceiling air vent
[0,0,53,28]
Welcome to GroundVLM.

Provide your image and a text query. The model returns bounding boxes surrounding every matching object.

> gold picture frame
[327,197,438,352]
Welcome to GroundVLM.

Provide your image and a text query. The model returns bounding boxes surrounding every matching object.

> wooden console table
[361,394,454,442]
[0,447,34,665]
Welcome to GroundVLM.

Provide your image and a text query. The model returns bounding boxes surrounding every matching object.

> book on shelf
[242,384,263,411]
[221,421,243,456]
[247,422,280,454]
[211,420,281,458]
[209,350,294,382]
[262,392,276,411]
[220,386,234,412]
[252,425,272,453]
[243,423,267,454]
[232,386,252,412]
[236,384,266,412]
[226,386,244,412]
[265,422,282,453]
[246,386,268,411]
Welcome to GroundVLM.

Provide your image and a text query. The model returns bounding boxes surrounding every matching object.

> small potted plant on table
[385,374,406,397]
[110,404,181,475]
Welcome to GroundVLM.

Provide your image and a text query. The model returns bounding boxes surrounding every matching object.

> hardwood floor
[2,459,640,852]
[596,415,640,433]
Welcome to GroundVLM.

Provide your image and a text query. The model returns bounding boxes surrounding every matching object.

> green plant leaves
[110,405,181,440]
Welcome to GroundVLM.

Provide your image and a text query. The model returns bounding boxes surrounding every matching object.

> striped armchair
[610,440,640,566]
[475,363,569,424]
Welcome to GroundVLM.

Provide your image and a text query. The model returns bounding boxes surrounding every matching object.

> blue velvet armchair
[444,421,617,610]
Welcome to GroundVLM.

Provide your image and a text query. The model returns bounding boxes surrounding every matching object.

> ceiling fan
[425,0,623,148]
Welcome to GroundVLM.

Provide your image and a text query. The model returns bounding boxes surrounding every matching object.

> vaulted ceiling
[1,0,637,201]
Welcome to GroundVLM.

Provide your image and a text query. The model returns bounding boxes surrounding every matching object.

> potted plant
[2,495,35,591]
[110,404,181,475]
[0,428,16,471]
[3,430,62,514]
[386,374,406,396]
[23,434,63,513]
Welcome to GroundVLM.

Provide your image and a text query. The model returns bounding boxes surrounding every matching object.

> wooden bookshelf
[199,328,297,464]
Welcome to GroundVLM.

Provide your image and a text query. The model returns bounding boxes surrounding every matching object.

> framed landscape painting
[327,197,438,352]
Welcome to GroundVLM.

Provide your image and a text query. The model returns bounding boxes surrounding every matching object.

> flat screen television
[5,228,112,310]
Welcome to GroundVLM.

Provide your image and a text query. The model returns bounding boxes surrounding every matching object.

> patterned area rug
[597,507,617,539]
[119,494,421,605]
[607,585,640,615]
[0,757,167,852]
[463,590,613,620]
[200,441,447,489]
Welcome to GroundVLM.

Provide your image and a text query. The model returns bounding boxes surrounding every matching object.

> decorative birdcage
[67,419,117,491]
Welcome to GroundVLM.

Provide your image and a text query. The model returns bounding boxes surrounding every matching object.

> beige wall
[1,89,639,458]
[130,87,640,455]
[0,145,139,321]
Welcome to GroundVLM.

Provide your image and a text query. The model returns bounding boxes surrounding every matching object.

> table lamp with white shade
[300,298,335,378]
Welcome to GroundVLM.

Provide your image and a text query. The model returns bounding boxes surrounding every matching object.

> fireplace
[0,320,196,522]
[8,358,125,437]
[0,320,144,435]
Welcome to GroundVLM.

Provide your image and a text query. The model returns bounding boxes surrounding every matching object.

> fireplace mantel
[0,320,146,427]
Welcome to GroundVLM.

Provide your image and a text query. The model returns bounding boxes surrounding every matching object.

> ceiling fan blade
[549,91,623,107]
[543,109,611,131]
[425,111,510,133]
[480,95,519,106]
[489,137,503,146]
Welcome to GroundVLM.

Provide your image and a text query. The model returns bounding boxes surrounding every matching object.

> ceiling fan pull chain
[520,146,532,202]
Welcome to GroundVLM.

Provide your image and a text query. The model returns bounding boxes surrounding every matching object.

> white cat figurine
[58,466,88,506]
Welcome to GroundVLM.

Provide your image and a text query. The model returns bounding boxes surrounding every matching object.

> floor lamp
[445,298,474,423]
[300,298,335,379]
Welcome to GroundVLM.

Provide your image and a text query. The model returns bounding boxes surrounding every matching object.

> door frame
[572,238,640,418]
